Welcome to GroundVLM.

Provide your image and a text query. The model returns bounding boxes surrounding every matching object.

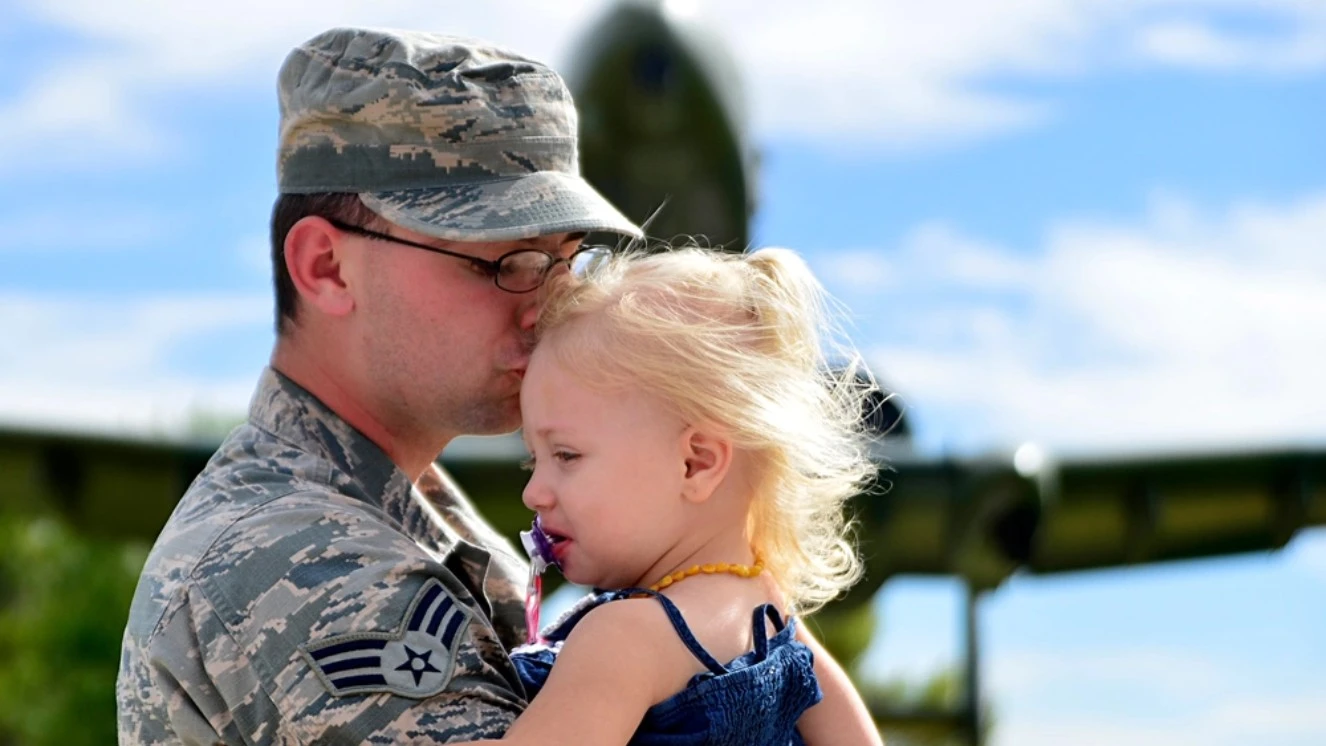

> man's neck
[270,342,451,480]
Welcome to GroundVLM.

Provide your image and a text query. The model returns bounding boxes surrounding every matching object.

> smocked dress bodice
[511,589,821,745]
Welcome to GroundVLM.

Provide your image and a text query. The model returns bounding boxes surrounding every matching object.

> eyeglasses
[326,219,612,294]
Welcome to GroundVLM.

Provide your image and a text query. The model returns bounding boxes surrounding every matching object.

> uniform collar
[248,366,417,526]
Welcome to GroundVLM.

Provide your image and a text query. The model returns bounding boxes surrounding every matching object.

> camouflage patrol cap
[277,27,642,242]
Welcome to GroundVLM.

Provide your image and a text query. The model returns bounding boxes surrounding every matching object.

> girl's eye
[553,450,580,464]
[519,457,535,472]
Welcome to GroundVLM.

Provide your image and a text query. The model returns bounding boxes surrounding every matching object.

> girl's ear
[680,425,732,504]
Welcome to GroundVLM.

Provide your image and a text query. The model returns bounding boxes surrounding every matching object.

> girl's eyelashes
[519,450,580,470]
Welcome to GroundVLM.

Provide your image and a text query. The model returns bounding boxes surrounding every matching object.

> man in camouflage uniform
[117,27,641,744]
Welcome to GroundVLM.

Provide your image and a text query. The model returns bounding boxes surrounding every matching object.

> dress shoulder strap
[750,603,789,658]
[605,588,728,675]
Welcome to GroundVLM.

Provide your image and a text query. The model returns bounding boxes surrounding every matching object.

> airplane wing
[862,445,1326,594]
[6,425,1321,598]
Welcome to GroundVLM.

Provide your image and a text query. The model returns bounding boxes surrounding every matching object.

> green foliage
[0,509,968,745]
[177,407,246,441]
[0,515,146,746]
[803,599,878,670]
[864,668,996,746]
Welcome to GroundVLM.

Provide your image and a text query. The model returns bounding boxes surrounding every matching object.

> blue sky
[2,1,1323,743]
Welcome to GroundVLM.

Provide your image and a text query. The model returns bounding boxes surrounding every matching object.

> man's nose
[521,271,574,330]
[518,294,541,331]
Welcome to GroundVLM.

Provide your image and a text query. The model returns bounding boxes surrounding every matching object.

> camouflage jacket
[117,368,531,744]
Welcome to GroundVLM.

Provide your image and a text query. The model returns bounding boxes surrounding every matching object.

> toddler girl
[476,246,881,745]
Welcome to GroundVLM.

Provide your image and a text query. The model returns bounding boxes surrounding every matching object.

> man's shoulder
[191,486,437,614]
[124,509,524,745]
[130,424,413,638]
[164,488,495,691]
[147,433,360,580]
[160,420,377,563]
[189,421,335,500]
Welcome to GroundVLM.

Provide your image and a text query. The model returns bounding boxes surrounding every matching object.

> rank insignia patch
[300,578,473,698]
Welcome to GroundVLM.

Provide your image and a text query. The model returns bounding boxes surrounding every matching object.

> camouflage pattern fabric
[278,27,642,243]
[117,368,530,744]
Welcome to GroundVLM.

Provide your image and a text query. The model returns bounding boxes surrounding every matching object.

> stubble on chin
[450,388,522,438]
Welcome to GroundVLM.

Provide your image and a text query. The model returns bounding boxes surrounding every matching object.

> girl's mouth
[520,517,567,571]
[544,530,572,563]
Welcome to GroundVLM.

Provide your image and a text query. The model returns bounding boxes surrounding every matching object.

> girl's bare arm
[795,623,884,745]
[458,598,690,746]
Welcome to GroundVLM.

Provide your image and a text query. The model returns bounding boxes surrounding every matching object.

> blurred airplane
[2,1,1323,743]
[567,0,756,250]
[559,0,1326,595]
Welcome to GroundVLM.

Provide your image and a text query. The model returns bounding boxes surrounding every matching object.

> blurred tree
[178,407,246,442]
[0,514,146,746]
[0,502,934,745]
[865,668,996,746]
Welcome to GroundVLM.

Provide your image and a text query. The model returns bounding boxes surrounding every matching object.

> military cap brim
[360,171,642,243]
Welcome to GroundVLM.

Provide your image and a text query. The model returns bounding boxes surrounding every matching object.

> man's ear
[680,426,732,504]
[285,216,354,318]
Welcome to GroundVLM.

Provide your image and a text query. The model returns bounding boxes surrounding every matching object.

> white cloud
[14,0,592,83]
[830,222,1036,292]
[236,233,275,277]
[990,647,1231,700]
[824,191,1326,454]
[0,378,260,440]
[0,206,173,251]
[0,293,271,436]
[1,0,608,174]
[1135,18,1326,72]
[988,646,1326,746]
[0,63,177,173]
[640,0,1326,147]
[1285,531,1326,585]
[1,294,269,375]
[994,695,1326,746]
[2,0,1321,169]
[819,249,901,291]
[1211,693,1326,737]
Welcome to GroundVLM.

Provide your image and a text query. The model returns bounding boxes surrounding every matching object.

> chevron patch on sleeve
[299,578,473,698]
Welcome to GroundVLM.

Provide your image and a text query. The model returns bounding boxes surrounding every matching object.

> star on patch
[396,645,441,686]
[299,577,473,698]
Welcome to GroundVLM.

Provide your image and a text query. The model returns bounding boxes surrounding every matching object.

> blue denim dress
[511,589,822,745]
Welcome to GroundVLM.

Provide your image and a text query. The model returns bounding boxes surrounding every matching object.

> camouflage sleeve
[182,497,526,744]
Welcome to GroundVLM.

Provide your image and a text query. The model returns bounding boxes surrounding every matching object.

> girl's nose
[522,470,554,511]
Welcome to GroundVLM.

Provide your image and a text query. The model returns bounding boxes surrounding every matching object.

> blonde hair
[537,246,877,613]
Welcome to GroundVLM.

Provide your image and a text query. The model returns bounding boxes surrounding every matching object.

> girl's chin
[560,563,609,589]
[560,566,594,587]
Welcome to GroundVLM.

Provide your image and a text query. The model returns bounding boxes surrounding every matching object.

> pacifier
[518,516,560,644]
[519,515,560,575]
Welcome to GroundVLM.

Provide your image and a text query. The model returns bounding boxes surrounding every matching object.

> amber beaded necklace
[649,557,765,591]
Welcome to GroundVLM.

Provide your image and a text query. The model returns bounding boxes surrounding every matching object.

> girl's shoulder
[556,592,714,706]
[569,591,696,653]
